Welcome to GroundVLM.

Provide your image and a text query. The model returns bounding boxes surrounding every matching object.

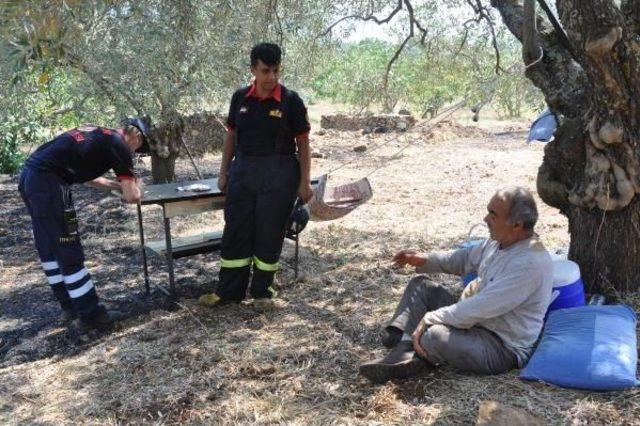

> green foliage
[311,32,544,117]
[0,117,40,174]
[0,0,546,173]
[312,40,392,109]
[0,0,334,176]
[0,0,333,126]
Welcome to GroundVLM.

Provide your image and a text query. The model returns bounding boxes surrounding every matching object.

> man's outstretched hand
[393,250,427,268]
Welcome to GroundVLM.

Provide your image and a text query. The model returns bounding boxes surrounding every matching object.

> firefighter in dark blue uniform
[18,119,149,330]
[199,43,312,309]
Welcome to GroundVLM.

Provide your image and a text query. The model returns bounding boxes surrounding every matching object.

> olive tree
[330,0,640,293]
[1,0,332,182]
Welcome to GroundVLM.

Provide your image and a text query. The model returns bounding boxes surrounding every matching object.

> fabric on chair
[307,174,373,221]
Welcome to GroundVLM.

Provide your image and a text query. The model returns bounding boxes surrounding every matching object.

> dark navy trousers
[18,168,100,319]
[216,154,299,301]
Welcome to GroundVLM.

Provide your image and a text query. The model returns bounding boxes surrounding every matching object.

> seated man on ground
[359,186,553,383]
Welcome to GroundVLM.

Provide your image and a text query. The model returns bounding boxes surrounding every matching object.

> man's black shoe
[380,326,403,348]
[359,341,430,384]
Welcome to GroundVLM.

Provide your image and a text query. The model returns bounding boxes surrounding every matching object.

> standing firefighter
[18,119,149,330]
[199,43,312,309]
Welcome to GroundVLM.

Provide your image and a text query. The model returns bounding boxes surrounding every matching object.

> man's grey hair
[497,187,538,231]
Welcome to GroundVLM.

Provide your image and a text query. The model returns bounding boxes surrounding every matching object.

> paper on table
[176,183,211,192]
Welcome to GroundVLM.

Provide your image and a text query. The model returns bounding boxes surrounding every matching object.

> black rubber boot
[60,306,78,323]
[359,341,431,384]
[79,305,125,331]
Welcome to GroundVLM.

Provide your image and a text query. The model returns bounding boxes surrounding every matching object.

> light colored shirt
[416,236,553,366]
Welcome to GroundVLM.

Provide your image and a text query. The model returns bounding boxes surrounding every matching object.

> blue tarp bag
[520,305,639,391]
[527,109,557,142]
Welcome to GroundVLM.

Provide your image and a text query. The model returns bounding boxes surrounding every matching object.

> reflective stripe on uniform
[42,261,63,285]
[64,267,89,284]
[67,279,94,298]
[253,256,279,272]
[220,257,252,268]
[63,267,93,298]
[47,274,64,285]
[42,261,59,271]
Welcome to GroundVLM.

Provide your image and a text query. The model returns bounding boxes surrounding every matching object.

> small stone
[476,401,543,426]
[362,128,372,135]
[311,150,325,159]
[353,145,367,152]
[373,126,388,134]
[397,121,407,131]
[186,347,201,358]
[316,129,327,136]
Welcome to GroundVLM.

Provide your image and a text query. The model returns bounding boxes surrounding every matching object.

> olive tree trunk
[492,0,640,293]
[148,111,184,184]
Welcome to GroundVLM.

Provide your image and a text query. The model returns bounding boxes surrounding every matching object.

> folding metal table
[136,177,306,297]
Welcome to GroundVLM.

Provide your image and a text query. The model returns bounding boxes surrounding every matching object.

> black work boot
[359,341,430,384]
[60,306,78,323]
[379,326,403,348]
[79,305,125,332]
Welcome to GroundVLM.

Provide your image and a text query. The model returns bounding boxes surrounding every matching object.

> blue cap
[122,117,150,154]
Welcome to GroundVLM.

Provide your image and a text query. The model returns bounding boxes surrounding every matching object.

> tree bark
[148,111,185,183]
[567,197,640,294]
[150,153,179,184]
[492,0,640,293]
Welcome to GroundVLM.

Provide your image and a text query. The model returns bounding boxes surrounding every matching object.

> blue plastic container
[548,260,586,312]
[456,238,483,287]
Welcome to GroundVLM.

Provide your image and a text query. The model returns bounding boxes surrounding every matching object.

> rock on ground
[476,400,544,426]
[320,114,415,132]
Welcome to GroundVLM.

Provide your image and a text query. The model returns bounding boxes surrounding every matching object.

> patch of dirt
[417,119,494,142]
[1,113,638,425]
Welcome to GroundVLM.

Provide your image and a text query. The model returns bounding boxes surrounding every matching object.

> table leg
[163,205,176,297]
[137,203,150,293]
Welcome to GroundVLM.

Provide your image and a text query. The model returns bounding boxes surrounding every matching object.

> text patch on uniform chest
[269,109,282,118]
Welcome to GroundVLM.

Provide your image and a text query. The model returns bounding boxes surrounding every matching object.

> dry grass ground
[0,109,638,425]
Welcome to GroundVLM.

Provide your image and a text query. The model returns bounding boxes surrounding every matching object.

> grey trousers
[387,275,518,375]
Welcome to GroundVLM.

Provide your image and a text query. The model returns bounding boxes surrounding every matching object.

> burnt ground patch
[0,160,221,367]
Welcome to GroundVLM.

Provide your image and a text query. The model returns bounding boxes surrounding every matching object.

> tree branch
[65,53,145,116]
[465,0,502,73]
[491,0,588,118]
[43,94,90,121]
[271,0,284,47]
[536,0,574,55]
[522,0,543,67]
[403,0,428,44]
[382,34,412,111]
[319,0,403,38]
